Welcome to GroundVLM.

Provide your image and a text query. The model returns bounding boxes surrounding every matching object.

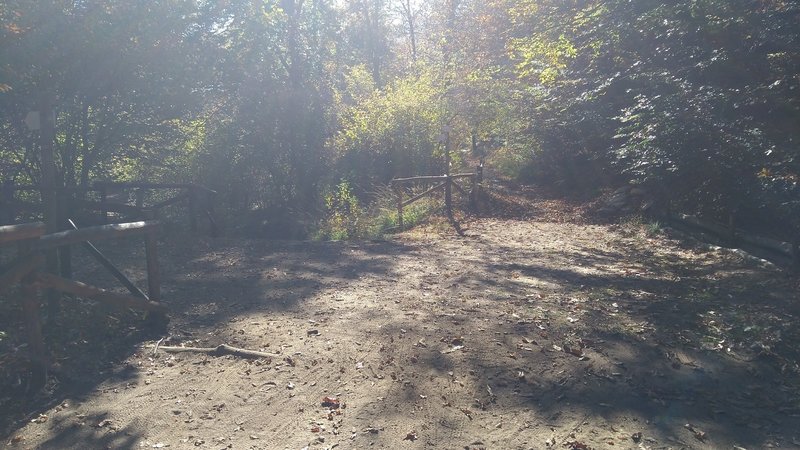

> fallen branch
[154,344,277,359]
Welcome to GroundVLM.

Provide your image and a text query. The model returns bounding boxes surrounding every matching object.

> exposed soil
[3,183,800,450]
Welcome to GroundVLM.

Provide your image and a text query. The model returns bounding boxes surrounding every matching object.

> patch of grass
[618,214,663,239]
[645,220,663,237]
[314,184,440,240]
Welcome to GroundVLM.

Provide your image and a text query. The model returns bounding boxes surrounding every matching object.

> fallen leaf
[322,396,340,408]
[31,414,48,424]
[631,432,642,443]
[287,382,295,390]
[404,431,418,441]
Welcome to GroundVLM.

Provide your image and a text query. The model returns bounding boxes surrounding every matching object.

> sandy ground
[3,187,800,450]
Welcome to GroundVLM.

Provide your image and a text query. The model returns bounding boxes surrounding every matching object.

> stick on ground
[154,344,277,359]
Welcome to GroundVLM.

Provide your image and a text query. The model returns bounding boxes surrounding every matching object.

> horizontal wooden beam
[35,272,167,313]
[450,179,469,197]
[35,221,160,250]
[402,182,447,208]
[0,254,44,294]
[0,222,46,245]
[93,182,217,195]
[392,173,475,184]
[72,198,145,216]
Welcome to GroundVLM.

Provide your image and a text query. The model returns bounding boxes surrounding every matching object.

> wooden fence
[391,168,481,231]
[0,180,219,236]
[0,220,165,389]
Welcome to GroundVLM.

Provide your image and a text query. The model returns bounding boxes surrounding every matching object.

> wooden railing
[0,219,165,389]
[92,182,218,235]
[0,180,219,236]
[391,168,481,231]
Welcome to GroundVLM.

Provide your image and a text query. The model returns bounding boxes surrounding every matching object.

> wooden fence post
[188,187,198,233]
[727,210,737,245]
[57,189,72,279]
[39,94,61,316]
[135,188,145,209]
[21,278,47,390]
[206,190,220,237]
[1,179,15,224]
[99,185,109,224]
[443,130,452,218]
[19,237,47,390]
[395,183,404,231]
[469,174,477,211]
[144,229,161,303]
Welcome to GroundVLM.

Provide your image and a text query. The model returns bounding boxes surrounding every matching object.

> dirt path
[5,190,800,450]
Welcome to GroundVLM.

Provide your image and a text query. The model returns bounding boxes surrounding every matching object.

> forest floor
[3,182,800,450]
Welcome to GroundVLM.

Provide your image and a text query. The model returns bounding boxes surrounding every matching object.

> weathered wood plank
[0,222,46,245]
[36,272,167,313]
[21,279,48,390]
[392,173,475,183]
[145,230,161,303]
[401,182,447,208]
[35,221,160,250]
[450,179,468,197]
[395,186,404,231]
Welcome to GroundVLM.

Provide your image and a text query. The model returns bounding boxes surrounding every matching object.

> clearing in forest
[4,186,799,450]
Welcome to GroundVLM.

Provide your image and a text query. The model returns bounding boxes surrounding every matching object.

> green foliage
[0,0,796,240]
[317,180,363,240]
[492,0,799,232]
[332,68,445,188]
[314,183,439,240]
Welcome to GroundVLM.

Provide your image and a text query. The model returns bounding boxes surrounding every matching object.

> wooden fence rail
[0,222,46,244]
[0,219,166,390]
[391,169,480,231]
[1,180,219,237]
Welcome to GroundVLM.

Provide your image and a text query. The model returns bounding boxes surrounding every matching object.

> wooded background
[1,0,798,239]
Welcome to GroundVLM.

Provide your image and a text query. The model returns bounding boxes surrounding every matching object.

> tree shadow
[1,233,408,445]
[340,228,799,448]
